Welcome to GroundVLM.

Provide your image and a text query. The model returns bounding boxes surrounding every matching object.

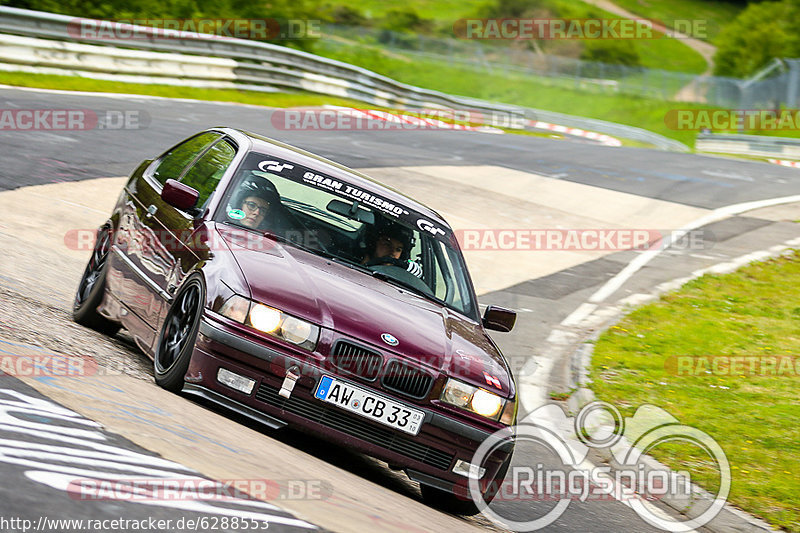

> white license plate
[314,376,424,435]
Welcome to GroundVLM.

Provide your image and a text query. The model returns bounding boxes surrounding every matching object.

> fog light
[452,459,485,479]
[217,368,255,395]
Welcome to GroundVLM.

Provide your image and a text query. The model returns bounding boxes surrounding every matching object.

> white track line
[588,194,800,303]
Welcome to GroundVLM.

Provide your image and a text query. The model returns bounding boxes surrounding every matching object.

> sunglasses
[242,200,270,214]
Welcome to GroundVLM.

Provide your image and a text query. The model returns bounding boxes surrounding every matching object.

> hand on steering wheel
[365,256,407,268]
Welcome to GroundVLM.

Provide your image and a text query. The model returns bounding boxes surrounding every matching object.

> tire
[72,226,121,336]
[154,275,204,393]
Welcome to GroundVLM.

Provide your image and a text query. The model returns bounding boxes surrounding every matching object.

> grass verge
[317,43,710,146]
[326,0,707,73]
[607,0,744,43]
[0,72,370,109]
[6,65,798,150]
[590,251,800,532]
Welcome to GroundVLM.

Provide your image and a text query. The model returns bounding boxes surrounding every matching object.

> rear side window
[180,140,236,207]
[151,132,220,186]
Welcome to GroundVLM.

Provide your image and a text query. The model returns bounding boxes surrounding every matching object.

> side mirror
[482,305,516,332]
[162,179,199,211]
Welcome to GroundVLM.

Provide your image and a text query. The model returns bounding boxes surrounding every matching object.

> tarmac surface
[1,86,798,532]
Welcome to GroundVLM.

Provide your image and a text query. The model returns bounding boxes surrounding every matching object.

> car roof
[218,127,450,229]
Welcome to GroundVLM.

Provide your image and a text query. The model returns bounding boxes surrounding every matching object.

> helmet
[364,219,414,262]
[231,177,280,212]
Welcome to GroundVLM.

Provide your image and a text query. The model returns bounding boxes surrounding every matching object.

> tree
[713,0,800,77]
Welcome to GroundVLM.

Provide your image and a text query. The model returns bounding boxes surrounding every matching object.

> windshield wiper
[263,231,373,272]
[263,230,430,299]
[369,270,432,299]
[262,230,337,259]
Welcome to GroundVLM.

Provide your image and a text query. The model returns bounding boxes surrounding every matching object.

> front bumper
[185,316,513,492]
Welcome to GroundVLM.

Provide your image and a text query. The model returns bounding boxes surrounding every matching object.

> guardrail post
[786,59,800,108]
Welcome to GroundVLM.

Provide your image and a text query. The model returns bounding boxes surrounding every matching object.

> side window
[151,132,220,186]
[179,140,236,208]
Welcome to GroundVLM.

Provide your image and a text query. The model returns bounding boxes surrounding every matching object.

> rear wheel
[72,226,120,336]
[154,276,204,392]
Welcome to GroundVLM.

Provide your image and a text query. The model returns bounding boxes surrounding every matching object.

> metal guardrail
[0,6,688,151]
[526,109,688,152]
[696,132,800,159]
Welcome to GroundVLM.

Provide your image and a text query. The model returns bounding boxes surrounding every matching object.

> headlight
[218,294,250,323]
[250,304,282,333]
[219,296,319,351]
[471,388,503,418]
[440,378,506,421]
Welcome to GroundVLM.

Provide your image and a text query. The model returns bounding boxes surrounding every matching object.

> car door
[152,136,238,302]
[110,131,223,352]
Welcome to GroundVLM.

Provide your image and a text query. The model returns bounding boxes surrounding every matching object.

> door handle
[145,204,158,219]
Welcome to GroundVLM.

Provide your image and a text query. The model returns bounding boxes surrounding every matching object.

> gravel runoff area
[0,284,153,380]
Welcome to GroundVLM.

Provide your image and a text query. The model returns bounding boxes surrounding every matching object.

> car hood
[216,226,513,396]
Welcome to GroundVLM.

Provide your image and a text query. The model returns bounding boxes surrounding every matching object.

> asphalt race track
[1,85,799,533]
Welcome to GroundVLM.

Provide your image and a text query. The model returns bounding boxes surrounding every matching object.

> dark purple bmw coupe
[73,128,517,513]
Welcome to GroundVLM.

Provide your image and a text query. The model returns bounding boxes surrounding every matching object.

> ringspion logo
[469,402,729,531]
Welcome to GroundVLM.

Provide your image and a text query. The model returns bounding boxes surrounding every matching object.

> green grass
[324,0,707,73]
[324,0,487,22]
[634,36,707,73]
[319,41,800,146]
[548,0,708,73]
[607,0,744,43]
[0,68,696,145]
[590,251,800,532]
[6,60,796,150]
[0,71,371,109]
[316,42,713,146]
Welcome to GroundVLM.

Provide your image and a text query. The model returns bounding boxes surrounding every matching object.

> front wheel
[154,276,204,392]
[72,226,120,336]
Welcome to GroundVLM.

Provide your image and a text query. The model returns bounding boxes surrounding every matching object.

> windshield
[216,152,479,319]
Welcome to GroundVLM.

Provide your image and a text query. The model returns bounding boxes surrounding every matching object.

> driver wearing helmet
[229,178,281,230]
[362,222,423,278]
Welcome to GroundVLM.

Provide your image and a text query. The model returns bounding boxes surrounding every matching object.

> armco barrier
[696,132,800,159]
[0,6,688,151]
